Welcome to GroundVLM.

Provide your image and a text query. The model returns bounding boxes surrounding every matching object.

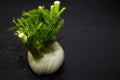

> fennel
[11,0,66,74]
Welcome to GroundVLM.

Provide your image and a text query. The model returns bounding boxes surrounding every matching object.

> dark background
[0,0,120,80]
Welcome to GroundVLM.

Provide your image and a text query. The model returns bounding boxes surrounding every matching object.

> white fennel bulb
[27,41,64,74]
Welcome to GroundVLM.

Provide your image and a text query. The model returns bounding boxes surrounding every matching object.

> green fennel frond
[11,1,66,56]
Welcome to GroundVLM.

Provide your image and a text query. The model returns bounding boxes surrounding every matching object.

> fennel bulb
[28,41,64,74]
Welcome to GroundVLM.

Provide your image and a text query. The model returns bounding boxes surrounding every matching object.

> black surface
[0,0,120,80]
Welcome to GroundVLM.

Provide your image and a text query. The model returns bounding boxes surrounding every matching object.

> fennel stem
[25,42,43,59]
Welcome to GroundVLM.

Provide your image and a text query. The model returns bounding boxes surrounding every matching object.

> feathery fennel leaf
[11,1,66,57]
